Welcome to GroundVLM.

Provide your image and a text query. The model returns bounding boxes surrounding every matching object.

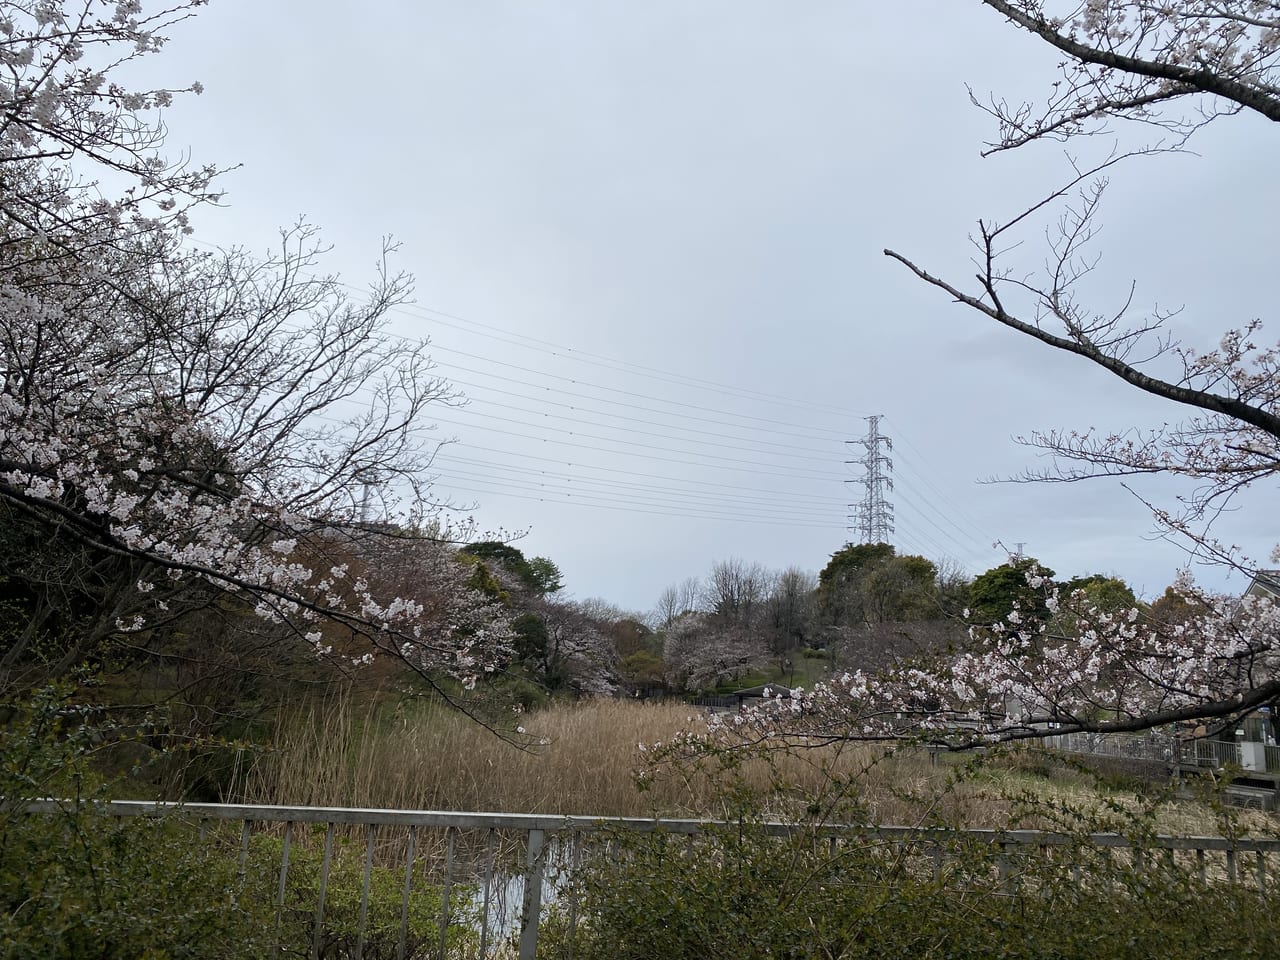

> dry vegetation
[240,691,659,814]
[240,692,743,816]
[235,690,1278,837]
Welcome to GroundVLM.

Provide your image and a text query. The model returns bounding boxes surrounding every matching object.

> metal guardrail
[1182,738,1244,769]
[1043,730,1280,776]
[1042,731,1175,763]
[1267,744,1280,773]
[20,800,1280,959]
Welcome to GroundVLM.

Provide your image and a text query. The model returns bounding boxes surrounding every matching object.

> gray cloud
[143,1,1275,610]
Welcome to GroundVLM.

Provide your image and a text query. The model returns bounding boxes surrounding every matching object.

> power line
[444,372,846,448]
[434,460,842,518]
[426,340,853,438]
[437,452,848,507]
[426,412,847,482]
[884,418,998,544]
[428,476,841,528]
[889,473,992,565]
[457,395,841,463]
[179,240,904,544]
[375,296,868,419]
[187,237,862,431]
[436,466,842,522]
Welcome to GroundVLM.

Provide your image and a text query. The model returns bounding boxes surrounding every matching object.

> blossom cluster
[0,1,512,688]
[737,567,1280,746]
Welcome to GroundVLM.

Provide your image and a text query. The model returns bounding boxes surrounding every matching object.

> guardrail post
[438,827,456,960]
[313,822,335,960]
[396,824,416,960]
[518,828,548,960]
[478,829,495,959]
[238,819,252,885]
[566,833,582,960]
[355,823,375,960]
[272,821,293,960]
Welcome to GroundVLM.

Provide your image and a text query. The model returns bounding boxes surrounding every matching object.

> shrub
[545,733,1280,959]
[0,688,473,959]
[246,829,475,960]
[552,820,1280,960]
[0,688,275,959]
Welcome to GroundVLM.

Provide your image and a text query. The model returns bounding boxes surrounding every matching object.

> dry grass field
[236,689,1277,837]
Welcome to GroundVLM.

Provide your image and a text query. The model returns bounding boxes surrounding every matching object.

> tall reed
[235,687,1276,835]
[238,689,926,818]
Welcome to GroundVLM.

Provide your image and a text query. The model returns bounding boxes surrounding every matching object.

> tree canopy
[967,559,1056,627]
[461,542,563,597]
[0,0,513,704]
[818,543,948,626]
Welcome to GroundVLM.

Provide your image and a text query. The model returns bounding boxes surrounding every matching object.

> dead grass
[237,690,931,819]
[235,689,1279,837]
[238,691,706,815]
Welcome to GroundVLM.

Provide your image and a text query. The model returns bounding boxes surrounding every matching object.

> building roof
[1247,571,1280,600]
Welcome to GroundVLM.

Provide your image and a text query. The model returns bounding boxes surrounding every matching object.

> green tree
[460,542,536,585]
[526,556,564,595]
[618,649,666,690]
[1048,573,1140,639]
[460,543,564,596]
[1063,574,1137,613]
[860,555,939,623]
[818,544,944,626]
[1148,583,1208,629]
[817,543,896,623]
[462,558,510,603]
[511,612,550,664]
[967,558,1055,627]
[605,618,658,658]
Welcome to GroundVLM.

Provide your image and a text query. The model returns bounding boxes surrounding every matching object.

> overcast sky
[141,1,1275,613]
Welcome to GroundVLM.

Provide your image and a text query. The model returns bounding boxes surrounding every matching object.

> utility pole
[846,415,894,544]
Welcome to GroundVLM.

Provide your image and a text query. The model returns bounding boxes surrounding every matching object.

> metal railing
[1043,730,1280,776]
[21,800,1280,959]
[1042,730,1176,763]
[1267,744,1280,773]
[1182,738,1245,769]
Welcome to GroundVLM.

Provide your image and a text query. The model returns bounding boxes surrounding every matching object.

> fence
[1181,738,1245,769]
[1042,730,1176,764]
[1043,729,1280,775]
[20,800,1280,960]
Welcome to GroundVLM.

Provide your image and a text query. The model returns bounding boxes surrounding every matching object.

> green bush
[0,688,275,959]
[246,829,475,960]
[0,688,475,959]
[550,822,1280,960]
[543,736,1280,960]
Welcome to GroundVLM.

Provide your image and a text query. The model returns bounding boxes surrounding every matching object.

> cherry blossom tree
[533,600,618,697]
[736,1,1280,746]
[0,1,510,699]
[663,611,768,693]
[885,0,1280,534]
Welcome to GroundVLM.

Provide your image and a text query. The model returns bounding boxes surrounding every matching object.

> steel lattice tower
[847,415,894,544]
